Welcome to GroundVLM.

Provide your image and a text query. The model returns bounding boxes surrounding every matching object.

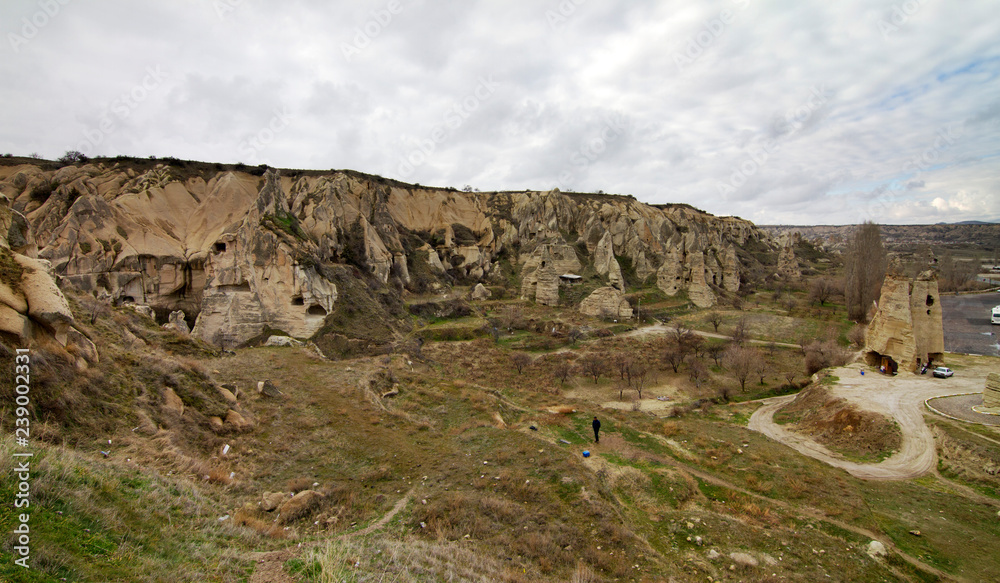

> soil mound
[775,384,902,461]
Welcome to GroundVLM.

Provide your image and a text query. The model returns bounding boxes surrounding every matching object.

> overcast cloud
[2,0,998,225]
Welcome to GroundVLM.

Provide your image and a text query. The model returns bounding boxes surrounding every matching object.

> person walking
[592,416,601,443]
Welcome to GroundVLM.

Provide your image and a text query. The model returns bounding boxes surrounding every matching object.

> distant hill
[759,223,1000,252]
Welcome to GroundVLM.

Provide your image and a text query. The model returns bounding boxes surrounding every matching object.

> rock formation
[1,159,776,348]
[983,373,1000,410]
[0,188,96,367]
[776,234,801,280]
[579,287,633,319]
[864,271,944,373]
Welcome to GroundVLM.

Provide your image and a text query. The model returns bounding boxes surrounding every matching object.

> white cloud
[0,0,997,224]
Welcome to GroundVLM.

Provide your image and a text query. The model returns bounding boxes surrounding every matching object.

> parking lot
[940,292,1000,356]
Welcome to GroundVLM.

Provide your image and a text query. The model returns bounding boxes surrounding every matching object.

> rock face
[865,271,944,373]
[0,189,93,365]
[579,287,633,319]
[776,234,801,280]
[470,283,491,301]
[983,373,1000,409]
[1,161,776,346]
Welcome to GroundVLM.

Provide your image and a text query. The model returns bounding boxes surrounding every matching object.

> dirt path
[579,427,961,581]
[748,362,987,480]
[248,488,415,582]
[625,322,800,349]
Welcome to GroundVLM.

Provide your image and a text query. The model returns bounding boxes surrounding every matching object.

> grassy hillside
[1,281,999,582]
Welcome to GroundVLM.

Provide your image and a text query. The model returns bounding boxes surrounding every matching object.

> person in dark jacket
[592,416,601,443]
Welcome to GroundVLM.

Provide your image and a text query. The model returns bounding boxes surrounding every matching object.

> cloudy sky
[2,0,998,225]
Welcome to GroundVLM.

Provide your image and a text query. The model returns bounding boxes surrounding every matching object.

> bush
[57,150,89,166]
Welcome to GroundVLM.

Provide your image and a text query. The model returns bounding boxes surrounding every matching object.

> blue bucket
[582,450,590,458]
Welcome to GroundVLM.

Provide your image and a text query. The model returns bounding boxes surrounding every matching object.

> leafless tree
[844,221,887,322]
[782,295,797,314]
[663,343,685,373]
[553,360,573,385]
[511,352,531,374]
[731,316,748,345]
[706,311,724,333]
[724,344,763,392]
[581,354,608,383]
[500,305,525,331]
[847,324,867,347]
[706,343,725,367]
[614,352,633,381]
[938,250,979,293]
[688,359,708,388]
[628,362,651,399]
[809,278,838,306]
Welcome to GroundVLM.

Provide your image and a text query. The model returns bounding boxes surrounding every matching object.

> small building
[864,270,944,373]
[559,273,583,286]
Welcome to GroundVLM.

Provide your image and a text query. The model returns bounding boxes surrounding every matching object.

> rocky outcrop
[2,161,776,345]
[864,271,944,373]
[776,234,801,280]
[579,287,633,319]
[984,373,1000,409]
[593,231,624,291]
[520,244,580,306]
[0,191,95,366]
[470,283,491,301]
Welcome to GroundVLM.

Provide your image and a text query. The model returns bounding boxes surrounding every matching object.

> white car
[932,367,954,378]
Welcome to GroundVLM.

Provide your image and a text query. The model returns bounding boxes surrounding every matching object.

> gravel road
[748,361,991,480]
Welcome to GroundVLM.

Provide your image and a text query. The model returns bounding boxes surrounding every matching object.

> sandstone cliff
[0,159,777,349]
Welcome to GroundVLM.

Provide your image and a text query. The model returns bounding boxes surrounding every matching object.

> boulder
[208,416,224,432]
[579,287,633,319]
[470,283,491,301]
[225,409,252,430]
[166,310,190,334]
[257,380,283,398]
[162,388,184,416]
[277,489,324,523]
[130,304,155,319]
[729,552,758,567]
[217,387,238,404]
[866,540,887,558]
[262,491,289,512]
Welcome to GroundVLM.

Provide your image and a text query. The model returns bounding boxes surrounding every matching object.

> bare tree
[706,311,724,333]
[781,295,797,314]
[724,344,763,392]
[628,362,650,399]
[938,250,979,293]
[553,361,573,385]
[688,359,708,388]
[500,305,524,331]
[847,324,867,347]
[844,221,887,322]
[731,316,748,345]
[511,352,531,374]
[809,278,838,306]
[663,343,685,373]
[581,354,608,383]
[614,353,633,381]
[706,343,725,367]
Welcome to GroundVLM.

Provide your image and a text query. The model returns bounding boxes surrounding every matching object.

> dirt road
[748,362,989,480]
